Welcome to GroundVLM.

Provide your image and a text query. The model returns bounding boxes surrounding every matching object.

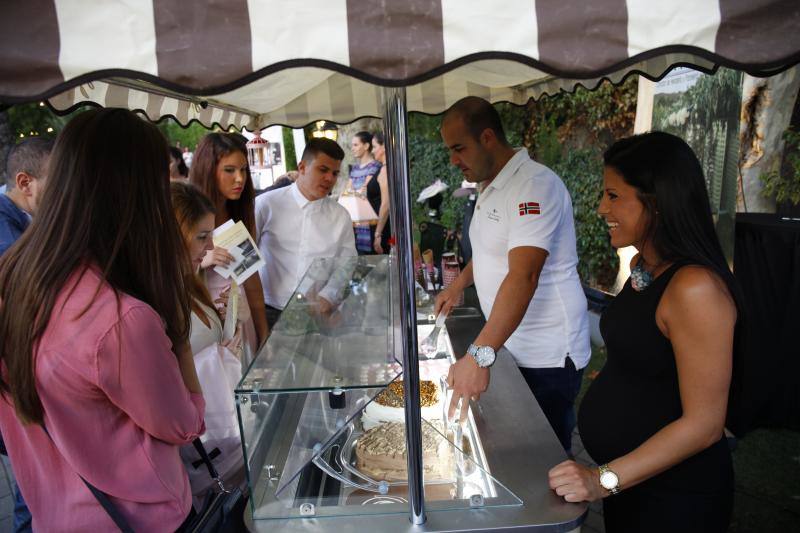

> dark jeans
[13,486,32,532]
[265,304,282,330]
[1,434,32,532]
[518,357,583,454]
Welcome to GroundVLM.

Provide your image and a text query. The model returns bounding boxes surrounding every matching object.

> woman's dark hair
[354,131,373,151]
[373,132,384,146]
[189,132,255,234]
[0,108,192,424]
[169,146,188,178]
[604,131,748,433]
[170,181,217,320]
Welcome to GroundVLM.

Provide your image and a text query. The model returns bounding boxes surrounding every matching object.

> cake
[361,380,443,430]
[354,421,453,482]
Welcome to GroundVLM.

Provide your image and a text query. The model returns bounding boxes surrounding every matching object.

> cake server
[419,311,447,357]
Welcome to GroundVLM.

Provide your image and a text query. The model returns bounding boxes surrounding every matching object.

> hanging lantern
[246,130,270,170]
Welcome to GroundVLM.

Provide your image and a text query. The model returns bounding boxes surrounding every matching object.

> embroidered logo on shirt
[518,202,541,216]
[487,208,501,222]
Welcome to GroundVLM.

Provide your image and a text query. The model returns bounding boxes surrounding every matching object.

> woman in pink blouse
[0,109,205,532]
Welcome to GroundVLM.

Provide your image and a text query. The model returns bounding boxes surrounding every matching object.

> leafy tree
[156,118,213,150]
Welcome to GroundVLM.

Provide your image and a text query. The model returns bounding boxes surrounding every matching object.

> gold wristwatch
[598,464,621,495]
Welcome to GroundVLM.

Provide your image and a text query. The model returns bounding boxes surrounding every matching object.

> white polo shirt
[469,149,590,369]
[255,183,357,309]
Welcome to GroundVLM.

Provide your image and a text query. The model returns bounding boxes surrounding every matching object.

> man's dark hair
[443,96,508,145]
[301,138,345,163]
[6,138,54,188]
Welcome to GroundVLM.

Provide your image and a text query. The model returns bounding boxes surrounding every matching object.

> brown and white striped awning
[2,0,798,129]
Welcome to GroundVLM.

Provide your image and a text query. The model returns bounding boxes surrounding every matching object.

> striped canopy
[2,0,798,129]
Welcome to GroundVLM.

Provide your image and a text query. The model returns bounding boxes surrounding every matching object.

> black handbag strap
[41,424,228,532]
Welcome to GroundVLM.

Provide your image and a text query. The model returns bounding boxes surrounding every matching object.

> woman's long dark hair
[189,133,255,234]
[604,131,749,434]
[0,109,192,424]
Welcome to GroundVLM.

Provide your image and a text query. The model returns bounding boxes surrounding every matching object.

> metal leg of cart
[381,86,426,526]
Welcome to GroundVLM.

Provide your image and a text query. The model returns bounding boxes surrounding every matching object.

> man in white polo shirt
[255,138,357,327]
[436,96,590,453]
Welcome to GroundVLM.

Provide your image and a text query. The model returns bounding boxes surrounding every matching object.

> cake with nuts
[354,421,453,481]
[361,380,443,430]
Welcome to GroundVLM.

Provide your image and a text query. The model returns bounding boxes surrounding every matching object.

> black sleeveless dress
[578,262,733,533]
[366,174,390,252]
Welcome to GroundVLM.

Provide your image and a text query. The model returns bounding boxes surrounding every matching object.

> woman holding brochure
[171,181,246,501]
[190,133,269,364]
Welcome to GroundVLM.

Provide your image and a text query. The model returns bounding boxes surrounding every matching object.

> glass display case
[235,255,521,522]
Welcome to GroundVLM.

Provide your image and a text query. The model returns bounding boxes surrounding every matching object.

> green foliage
[8,102,76,141]
[282,127,298,171]
[524,78,637,289]
[553,148,619,288]
[526,77,639,153]
[407,134,466,229]
[156,118,212,149]
[760,128,800,206]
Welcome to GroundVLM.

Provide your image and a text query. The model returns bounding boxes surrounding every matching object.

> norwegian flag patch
[518,202,541,216]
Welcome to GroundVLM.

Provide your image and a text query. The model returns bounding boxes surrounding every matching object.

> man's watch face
[476,346,496,366]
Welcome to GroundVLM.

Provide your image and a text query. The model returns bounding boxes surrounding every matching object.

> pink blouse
[0,266,205,532]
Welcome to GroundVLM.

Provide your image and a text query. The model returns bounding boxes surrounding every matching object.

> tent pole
[382,86,426,526]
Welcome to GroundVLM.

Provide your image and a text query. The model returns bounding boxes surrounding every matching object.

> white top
[469,149,590,369]
[189,300,223,354]
[255,183,357,309]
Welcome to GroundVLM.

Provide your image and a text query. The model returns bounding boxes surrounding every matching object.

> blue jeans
[518,357,584,454]
[1,433,33,532]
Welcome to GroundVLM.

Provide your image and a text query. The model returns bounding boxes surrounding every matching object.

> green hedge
[553,149,619,288]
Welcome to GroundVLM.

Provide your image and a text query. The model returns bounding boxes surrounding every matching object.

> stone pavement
[0,455,15,532]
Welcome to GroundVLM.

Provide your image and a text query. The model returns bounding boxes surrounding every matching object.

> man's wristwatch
[598,464,621,495]
[467,344,496,368]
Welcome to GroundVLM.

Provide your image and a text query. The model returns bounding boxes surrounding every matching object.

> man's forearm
[473,270,537,350]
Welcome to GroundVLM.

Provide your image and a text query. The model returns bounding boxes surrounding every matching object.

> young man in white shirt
[436,96,590,454]
[255,138,357,327]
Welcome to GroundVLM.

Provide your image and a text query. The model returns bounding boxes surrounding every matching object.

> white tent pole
[381,86,426,526]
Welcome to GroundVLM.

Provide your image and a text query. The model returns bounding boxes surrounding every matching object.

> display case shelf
[235,256,521,523]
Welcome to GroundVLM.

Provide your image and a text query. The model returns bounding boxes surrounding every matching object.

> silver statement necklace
[630,257,666,292]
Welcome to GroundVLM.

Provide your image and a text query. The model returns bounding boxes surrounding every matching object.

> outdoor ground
[575,346,800,533]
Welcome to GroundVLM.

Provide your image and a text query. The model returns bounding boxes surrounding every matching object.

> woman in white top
[170,181,245,499]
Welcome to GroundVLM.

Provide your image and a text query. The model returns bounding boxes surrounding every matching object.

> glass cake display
[236,255,521,521]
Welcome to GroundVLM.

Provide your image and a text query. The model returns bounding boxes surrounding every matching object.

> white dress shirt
[255,183,357,309]
[470,149,590,369]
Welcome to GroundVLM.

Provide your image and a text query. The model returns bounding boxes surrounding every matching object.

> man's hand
[447,355,490,424]
[548,460,606,503]
[435,284,461,317]
[373,235,384,254]
[201,246,234,269]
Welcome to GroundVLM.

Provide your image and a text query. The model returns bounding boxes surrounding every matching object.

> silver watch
[598,464,621,495]
[467,344,496,368]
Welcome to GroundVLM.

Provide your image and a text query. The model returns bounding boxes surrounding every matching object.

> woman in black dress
[548,132,741,532]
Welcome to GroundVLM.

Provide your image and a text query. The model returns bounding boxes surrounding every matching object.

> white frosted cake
[361,380,443,430]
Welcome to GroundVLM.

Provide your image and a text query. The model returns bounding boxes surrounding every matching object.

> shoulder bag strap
[41,424,135,533]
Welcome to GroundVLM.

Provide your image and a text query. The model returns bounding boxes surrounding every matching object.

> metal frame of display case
[382,86,427,525]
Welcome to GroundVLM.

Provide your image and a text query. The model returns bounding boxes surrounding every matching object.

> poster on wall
[652,67,743,262]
